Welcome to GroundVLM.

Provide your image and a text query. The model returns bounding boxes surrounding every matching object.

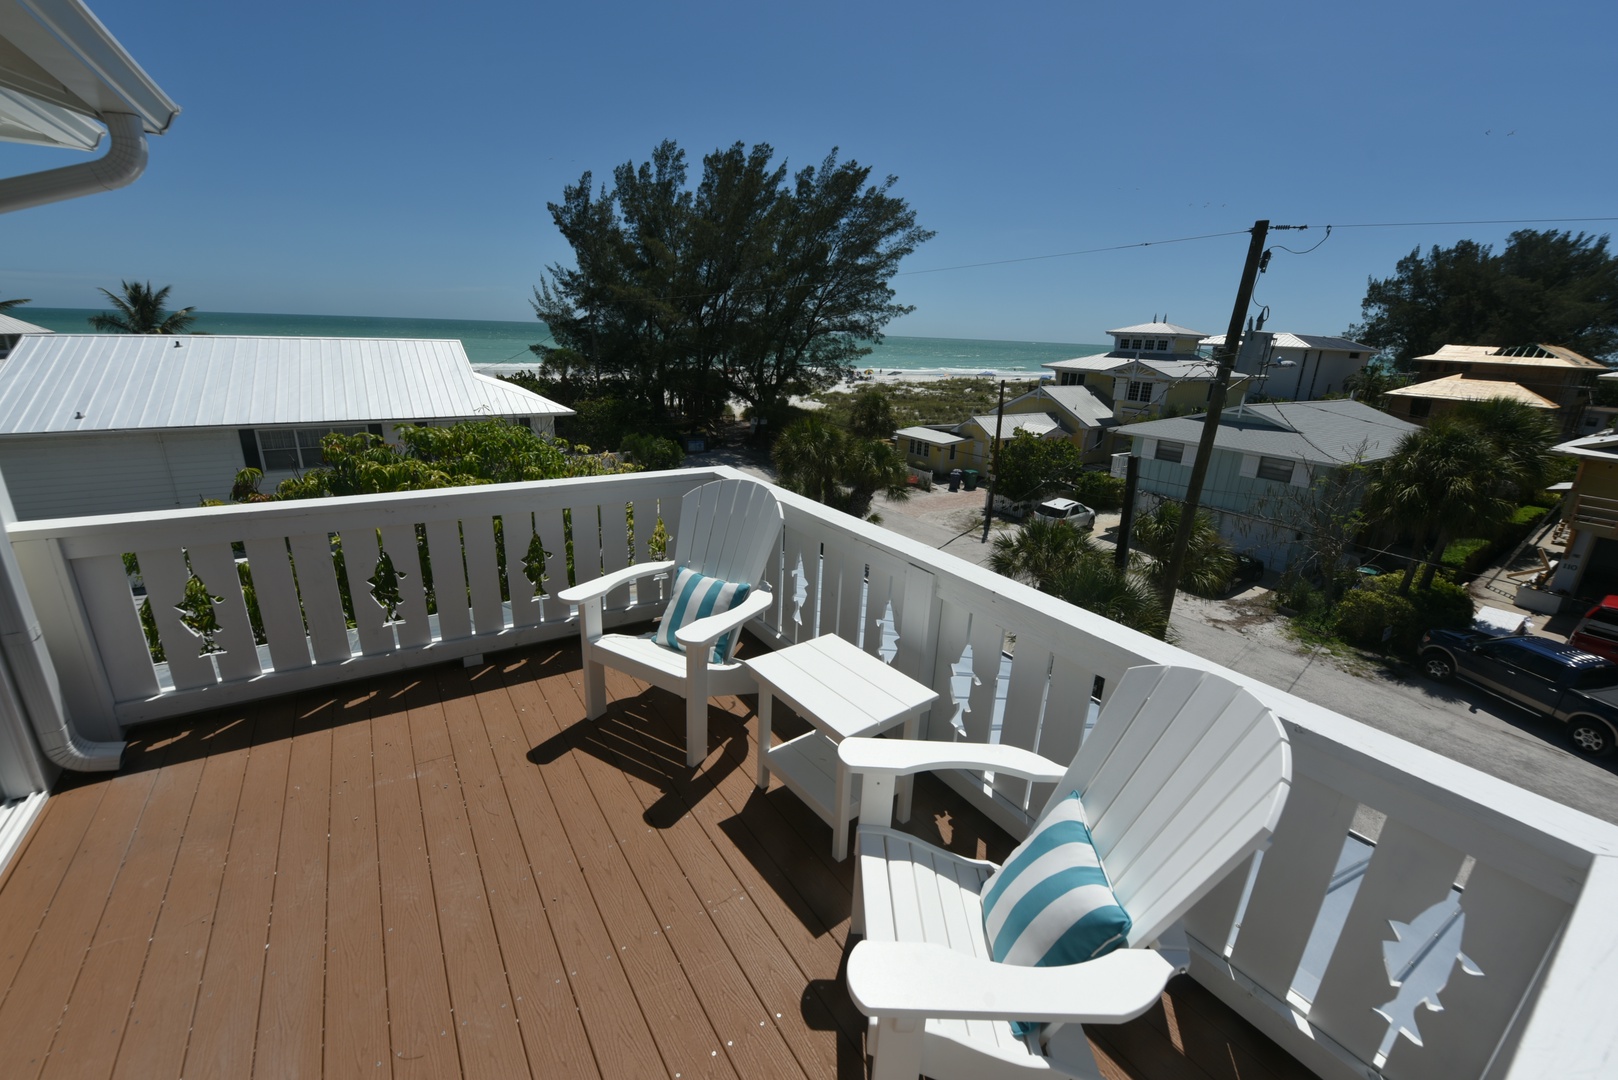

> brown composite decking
[0,637,1315,1080]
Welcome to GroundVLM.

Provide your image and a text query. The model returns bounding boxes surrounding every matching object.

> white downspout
[0,113,137,770]
[0,470,122,770]
[0,111,147,215]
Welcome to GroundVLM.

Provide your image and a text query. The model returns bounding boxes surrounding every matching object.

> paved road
[1169,596,1618,825]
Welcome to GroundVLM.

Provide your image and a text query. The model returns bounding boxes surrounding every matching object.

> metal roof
[1042,352,1129,372]
[1202,332,1373,352]
[0,335,573,434]
[966,412,1062,438]
[1384,374,1558,408]
[0,312,50,334]
[1106,322,1207,337]
[0,0,180,149]
[1554,433,1618,460]
[895,425,965,446]
[1121,399,1418,466]
[1009,384,1115,428]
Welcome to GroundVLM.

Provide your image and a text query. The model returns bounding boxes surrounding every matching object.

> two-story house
[1199,331,1375,400]
[901,382,1117,476]
[1043,321,1260,423]
[1121,399,1417,570]
[1385,344,1606,434]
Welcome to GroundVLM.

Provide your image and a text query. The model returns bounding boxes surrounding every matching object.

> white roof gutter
[0,107,142,213]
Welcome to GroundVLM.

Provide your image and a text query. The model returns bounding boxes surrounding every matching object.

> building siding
[0,429,245,520]
[1136,449,1310,569]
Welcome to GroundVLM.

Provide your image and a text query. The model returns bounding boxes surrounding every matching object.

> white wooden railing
[10,467,1618,1080]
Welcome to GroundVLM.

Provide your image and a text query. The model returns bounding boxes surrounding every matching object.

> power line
[897,229,1253,277]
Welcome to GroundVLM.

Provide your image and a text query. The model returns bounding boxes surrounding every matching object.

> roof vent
[74,411,83,419]
[173,339,181,347]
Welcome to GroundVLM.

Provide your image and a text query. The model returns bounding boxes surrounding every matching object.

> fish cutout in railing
[1372,899,1483,1066]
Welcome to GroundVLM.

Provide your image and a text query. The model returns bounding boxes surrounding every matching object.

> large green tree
[89,280,197,334]
[989,519,1168,639]
[1349,230,1618,363]
[994,431,1086,505]
[532,140,932,424]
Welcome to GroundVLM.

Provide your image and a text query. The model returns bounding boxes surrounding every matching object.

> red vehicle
[1569,596,1618,664]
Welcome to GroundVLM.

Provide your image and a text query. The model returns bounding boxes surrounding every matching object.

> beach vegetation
[530,139,932,427]
[1348,229,1618,363]
[1129,500,1236,598]
[810,377,1004,431]
[88,280,198,334]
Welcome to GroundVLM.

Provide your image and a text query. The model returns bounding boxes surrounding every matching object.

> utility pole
[981,380,1007,543]
[1157,220,1271,614]
[1115,454,1140,570]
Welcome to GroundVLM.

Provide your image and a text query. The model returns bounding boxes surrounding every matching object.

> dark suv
[1419,630,1618,756]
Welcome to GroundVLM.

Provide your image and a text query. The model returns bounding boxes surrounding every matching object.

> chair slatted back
[1037,665,1291,947]
[672,478,783,589]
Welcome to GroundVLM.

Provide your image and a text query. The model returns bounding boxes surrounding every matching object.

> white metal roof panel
[1043,352,1129,372]
[0,312,50,334]
[0,335,573,434]
[968,412,1062,438]
[1106,322,1207,337]
[895,425,966,445]
[1202,332,1373,352]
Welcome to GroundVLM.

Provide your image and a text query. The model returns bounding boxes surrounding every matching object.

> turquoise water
[18,308,1104,373]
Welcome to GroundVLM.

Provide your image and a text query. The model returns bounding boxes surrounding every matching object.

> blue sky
[2,0,1614,343]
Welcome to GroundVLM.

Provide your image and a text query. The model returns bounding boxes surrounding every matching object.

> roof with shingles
[1120,399,1417,465]
[1414,343,1606,370]
[0,334,572,434]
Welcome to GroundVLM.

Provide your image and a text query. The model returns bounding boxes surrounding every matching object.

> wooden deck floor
[0,638,1315,1080]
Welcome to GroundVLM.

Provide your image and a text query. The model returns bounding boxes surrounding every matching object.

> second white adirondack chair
[837,664,1291,1080]
[557,478,783,767]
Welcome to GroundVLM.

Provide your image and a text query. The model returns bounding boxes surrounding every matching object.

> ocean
[18,308,1105,377]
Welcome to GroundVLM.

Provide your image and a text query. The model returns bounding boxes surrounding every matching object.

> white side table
[745,634,939,860]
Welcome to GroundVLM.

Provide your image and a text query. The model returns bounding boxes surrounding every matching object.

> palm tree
[1452,397,1558,502]
[1130,500,1236,598]
[88,280,197,334]
[989,519,1169,638]
[1365,418,1514,594]
[0,294,30,313]
[772,414,909,519]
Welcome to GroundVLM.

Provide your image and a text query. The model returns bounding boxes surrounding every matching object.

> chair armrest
[556,560,676,605]
[846,941,1174,1024]
[673,587,773,649]
[838,738,1066,783]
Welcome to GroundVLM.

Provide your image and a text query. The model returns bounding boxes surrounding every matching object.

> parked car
[1232,553,1265,584]
[1418,629,1618,756]
[1031,497,1095,530]
[1568,595,1618,664]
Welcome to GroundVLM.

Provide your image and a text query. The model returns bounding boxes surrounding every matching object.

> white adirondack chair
[557,478,783,767]
[838,664,1292,1080]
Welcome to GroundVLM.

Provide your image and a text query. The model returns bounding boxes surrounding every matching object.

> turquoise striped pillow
[655,567,751,662]
[980,793,1130,1035]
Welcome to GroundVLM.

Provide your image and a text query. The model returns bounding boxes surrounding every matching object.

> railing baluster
[286,532,351,664]
[502,509,541,629]
[337,526,394,655]
[136,546,215,691]
[242,537,312,672]
[423,519,471,641]
[379,522,430,648]
[72,551,159,701]
[462,514,505,635]
[184,543,262,683]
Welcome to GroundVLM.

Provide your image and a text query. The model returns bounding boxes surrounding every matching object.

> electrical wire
[896,230,1254,276]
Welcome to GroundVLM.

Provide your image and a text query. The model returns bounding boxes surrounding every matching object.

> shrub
[1440,537,1493,576]
[1070,470,1126,512]
[1346,573,1472,650]
[621,432,684,471]
[1334,588,1418,649]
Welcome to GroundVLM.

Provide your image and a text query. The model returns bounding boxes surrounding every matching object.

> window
[1154,440,1184,463]
[1059,372,1080,386]
[1131,338,1144,350]
[1127,380,1152,402]
[1408,399,1431,419]
[1156,339,1169,351]
[1256,456,1294,483]
[1348,352,1361,359]
[256,425,368,471]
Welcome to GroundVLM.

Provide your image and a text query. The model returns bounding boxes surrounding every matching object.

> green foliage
[1334,587,1419,649]
[0,294,30,312]
[531,140,933,423]
[88,280,197,334]
[846,388,897,438]
[1130,500,1236,598]
[1349,229,1618,363]
[994,432,1084,504]
[264,419,634,500]
[813,377,1003,431]
[772,414,909,519]
[1511,504,1550,527]
[620,432,684,470]
[989,519,1168,639]
[1069,470,1126,512]
[1440,537,1492,573]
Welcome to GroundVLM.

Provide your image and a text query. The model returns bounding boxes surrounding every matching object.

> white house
[1122,399,1417,569]
[1200,331,1375,400]
[0,334,573,519]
